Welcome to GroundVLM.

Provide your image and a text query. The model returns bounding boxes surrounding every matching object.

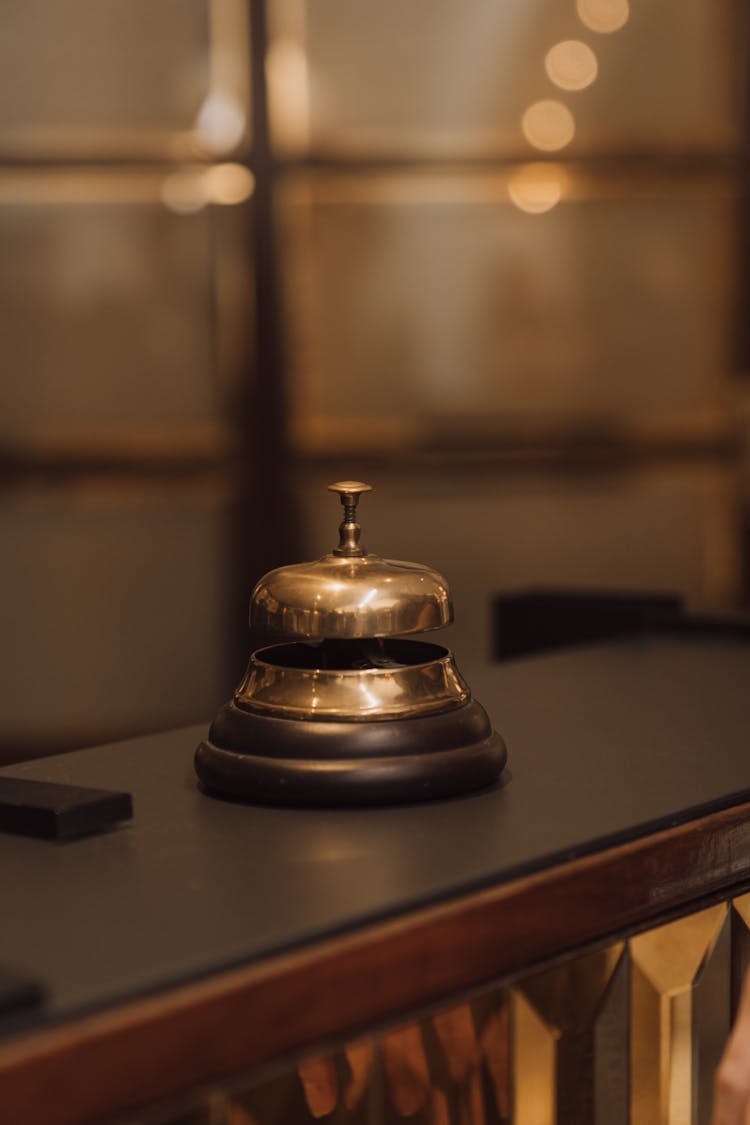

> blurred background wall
[1,0,748,762]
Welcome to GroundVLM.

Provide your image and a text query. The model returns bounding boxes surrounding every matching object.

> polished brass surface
[235,640,470,721]
[251,552,453,638]
[327,481,372,497]
[251,481,452,638]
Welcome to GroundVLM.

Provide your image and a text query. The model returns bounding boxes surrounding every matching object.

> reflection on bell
[195,482,508,805]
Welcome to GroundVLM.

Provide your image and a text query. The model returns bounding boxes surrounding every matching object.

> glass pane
[0,181,254,452]
[0,0,250,158]
[280,172,736,448]
[0,476,235,758]
[268,0,741,157]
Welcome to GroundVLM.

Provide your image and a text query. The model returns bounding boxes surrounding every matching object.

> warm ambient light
[161,163,255,213]
[194,90,247,154]
[203,163,255,204]
[576,0,629,34]
[508,164,566,214]
[545,40,598,91]
[521,100,575,152]
[266,37,310,152]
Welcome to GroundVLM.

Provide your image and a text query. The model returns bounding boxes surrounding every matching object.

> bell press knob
[328,481,373,557]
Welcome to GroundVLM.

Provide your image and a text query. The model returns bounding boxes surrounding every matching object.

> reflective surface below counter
[118,890,750,1125]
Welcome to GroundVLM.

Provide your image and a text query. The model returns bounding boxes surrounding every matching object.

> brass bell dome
[250,482,452,638]
[195,481,507,806]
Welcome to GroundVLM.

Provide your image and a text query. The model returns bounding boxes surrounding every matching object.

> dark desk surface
[1,632,750,1037]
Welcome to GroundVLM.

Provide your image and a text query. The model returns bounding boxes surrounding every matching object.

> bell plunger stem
[328,481,372,557]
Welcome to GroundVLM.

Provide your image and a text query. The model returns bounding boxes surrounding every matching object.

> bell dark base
[194,699,507,807]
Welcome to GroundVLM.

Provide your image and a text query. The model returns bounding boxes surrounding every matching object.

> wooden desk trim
[2,799,750,1125]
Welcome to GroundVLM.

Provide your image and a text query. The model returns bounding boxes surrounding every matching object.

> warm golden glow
[161,163,254,213]
[507,164,566,214]
[204,162,255,205]
[545,40,598,91]
[576,0,630,34]
[521,100,575,152]
[160,171,207,215]
[267,37,311,152]
[512,991,556,1125]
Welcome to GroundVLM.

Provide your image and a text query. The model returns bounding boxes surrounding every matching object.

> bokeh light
[576,0,629,34]
[194,90,247,155]
[203,163,255,205]
[160,171,206,214]
[521,100,576,152]
[545,40,598,91]
[508,164,566,214]
[266,37,310,152]
[161,163,255,213]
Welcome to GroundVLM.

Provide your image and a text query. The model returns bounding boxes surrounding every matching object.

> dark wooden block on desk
[0,778,133,839]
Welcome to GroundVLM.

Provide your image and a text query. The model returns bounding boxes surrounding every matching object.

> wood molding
[3,800,750,1125]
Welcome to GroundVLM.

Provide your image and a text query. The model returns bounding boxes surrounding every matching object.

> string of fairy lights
[510,0,630,213]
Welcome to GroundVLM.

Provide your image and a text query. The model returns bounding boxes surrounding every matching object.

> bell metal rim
[234,639,471,722]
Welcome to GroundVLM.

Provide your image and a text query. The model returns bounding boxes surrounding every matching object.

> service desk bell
[195,482,507,805]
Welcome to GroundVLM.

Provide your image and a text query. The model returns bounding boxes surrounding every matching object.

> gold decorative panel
[731,892,750,1015]
[630,903,729,1125]
[512,990,555,1125]
[512,943,627,1124]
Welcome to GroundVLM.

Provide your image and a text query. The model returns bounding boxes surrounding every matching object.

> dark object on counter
[0,967,45,1017]
[196,481,507,806]
[493,588,750,661]
[0,777,133,839]
[493,589,683,660]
